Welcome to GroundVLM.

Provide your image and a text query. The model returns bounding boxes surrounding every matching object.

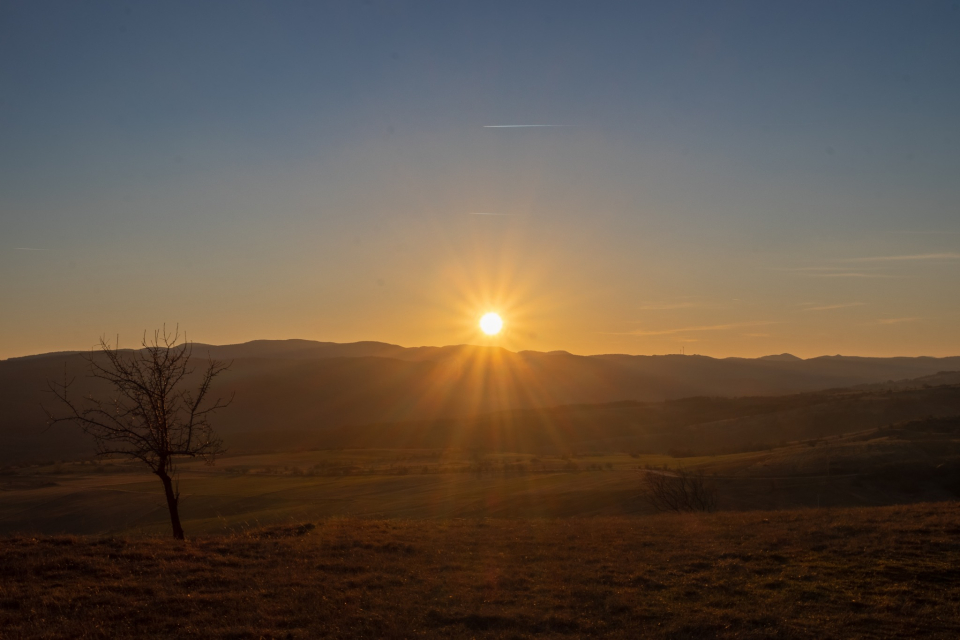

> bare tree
[45,327,231,540]
[642,467,717,513]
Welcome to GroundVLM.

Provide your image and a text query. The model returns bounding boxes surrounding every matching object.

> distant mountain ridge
[756,353,803,362]
[2,338,960,464]
[7,338,958,371]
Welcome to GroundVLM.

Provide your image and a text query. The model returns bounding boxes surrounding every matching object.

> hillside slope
[2,506,959,639]
[303,385,960,456]
[3,339,960,464]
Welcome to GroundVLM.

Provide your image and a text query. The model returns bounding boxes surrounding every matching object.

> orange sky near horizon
[3,3,960,361]
[5,204,959,361]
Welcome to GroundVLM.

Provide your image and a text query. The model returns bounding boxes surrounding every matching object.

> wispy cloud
[891,230,960,235]
[808,272,898,278]
[635,301,702,311]
[803,302,865,312]
[620,321,775,337]
[774,266,893,278]
[775,266,857,272]
[843,252,960,262]
[777,252,958,277]
[876,317,922,325]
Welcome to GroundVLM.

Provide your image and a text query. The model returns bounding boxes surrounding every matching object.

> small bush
[642,468,717,513]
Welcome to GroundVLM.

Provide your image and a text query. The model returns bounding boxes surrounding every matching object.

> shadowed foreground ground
[2,503,959,638]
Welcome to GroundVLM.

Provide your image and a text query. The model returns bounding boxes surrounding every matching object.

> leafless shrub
[642,467,717,513]
[44,326,231,540]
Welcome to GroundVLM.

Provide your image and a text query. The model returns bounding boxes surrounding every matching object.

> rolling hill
[3,339,960,464]
[266,384,960,456]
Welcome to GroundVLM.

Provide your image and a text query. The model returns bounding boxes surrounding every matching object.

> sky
[2,0,960,360]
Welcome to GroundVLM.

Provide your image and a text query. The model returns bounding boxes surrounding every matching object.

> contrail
[803,302,865,312]
[14,247,46,251]
[843,252,960,262]
[467,212,508,216]
[483,124,568,128]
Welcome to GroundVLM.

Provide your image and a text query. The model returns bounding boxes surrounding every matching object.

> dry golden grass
[2,503,960,638]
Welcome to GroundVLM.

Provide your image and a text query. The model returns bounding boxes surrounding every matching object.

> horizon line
[5,337,960,363]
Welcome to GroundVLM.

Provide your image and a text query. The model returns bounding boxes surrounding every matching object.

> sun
[479,312,503,335]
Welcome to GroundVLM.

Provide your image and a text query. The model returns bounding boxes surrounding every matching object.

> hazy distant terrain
[4,339,960,465]
[1,338,959,541]
[310,385,960,456]
[2,360,960,536]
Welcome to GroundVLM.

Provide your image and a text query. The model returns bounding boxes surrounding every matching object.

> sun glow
[479,313,503,335]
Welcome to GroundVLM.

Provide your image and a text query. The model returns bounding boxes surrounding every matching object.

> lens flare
[480,313,503,335]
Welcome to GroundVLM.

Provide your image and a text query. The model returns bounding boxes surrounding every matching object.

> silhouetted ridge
[4,339,960,464]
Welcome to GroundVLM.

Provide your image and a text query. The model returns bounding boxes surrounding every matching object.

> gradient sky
[3,1,960,359]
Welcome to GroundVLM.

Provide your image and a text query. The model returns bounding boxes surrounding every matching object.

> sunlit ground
[2,441,949,537]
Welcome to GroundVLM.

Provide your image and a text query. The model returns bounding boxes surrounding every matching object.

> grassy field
[3,421,959,637]
[2,503,959,638]
[0,450,676,535]
[3,419,960,537]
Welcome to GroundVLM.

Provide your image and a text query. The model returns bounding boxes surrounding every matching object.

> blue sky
[2,1,959,358]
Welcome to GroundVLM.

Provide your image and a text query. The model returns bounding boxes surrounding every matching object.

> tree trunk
[158,471,185,540]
